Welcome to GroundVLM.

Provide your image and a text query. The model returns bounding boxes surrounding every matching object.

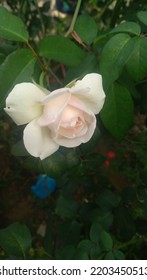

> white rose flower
[4,73,105,160]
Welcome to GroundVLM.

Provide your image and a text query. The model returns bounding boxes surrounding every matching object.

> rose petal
[38,90,71,126]
[58,123,88,139]
[53,114,96,147]
[69,95,91,114]
[4,83,47,125]
[23,119,59,160]
[59,104,84,126]
[40,87,70,104]
[71,73,105,114]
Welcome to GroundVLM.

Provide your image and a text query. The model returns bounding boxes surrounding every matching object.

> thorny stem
[26,41,47,73]
[65,0,82,37]
[115,234,142,251]
[27,0,83,83]
[26,41,63,87]
[48,68,63,86]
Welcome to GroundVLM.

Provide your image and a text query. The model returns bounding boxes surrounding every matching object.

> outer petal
[71,73,105,114]
[4,83,48,125]
[23,119,59,160]
[38,89,71,126]
[40,87,70,104]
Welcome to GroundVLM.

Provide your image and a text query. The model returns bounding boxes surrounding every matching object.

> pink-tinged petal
[58,123,88,139]
[59,104,84,126]
[40,87,70,104]
[69,95,91,114]
[53,114,96,148]
[38,90,71,126]
[71,73,105,114]
[4,83,47,125]
[23,119,59,160]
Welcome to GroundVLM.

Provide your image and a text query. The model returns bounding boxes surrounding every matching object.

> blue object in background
[31,175,56,199]
[56,0,78,14]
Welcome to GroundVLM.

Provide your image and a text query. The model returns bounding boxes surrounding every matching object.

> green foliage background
[0,0,147,260]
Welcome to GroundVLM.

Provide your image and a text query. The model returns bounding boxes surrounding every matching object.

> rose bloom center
[50,105,85,139]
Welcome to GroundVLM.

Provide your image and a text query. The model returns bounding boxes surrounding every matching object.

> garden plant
[0,0,147,260]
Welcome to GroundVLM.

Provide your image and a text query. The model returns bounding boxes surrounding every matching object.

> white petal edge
[71,73,105,114]
[4,83,48,125]
[23,119,59,160]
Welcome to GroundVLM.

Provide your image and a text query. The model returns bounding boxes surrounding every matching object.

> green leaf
[78,239,94,252]
[65,149,80,168]
[0,42,16,56]
[57,220,81,246]
[104,251,115,260]
[56,196,78,218]
[126,37,147,81]
[0,7,28,42]
[75,250,89,260]
[56,245,75,260]
[88,208,113,230]
[95,189,120,210]
[100,82,134,140]
[140,88,147,114]
[122,187,137,204]
[90,222,102,243]
[0,54,6,65]
[42,152,66,178]
[76,240,94,259]
[100,230,113,251]
[111,21,141,36]
[24,149,79,177]
[64,53,98,85]
[114,250,125,260]
[137,11,147,26]
[74,15,97,45]
[42,148,79,178]
[90,245,101,259]
[38,35,85,66]
[99,33,133,91]
[115,206,136,240]
[0,49,36,109]
[119,68,140,99]
[0,222,32,259]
